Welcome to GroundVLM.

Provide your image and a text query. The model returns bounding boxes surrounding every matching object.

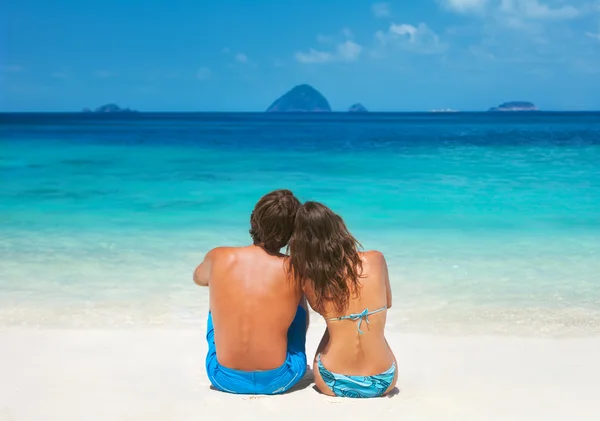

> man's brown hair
[250,189,301,253]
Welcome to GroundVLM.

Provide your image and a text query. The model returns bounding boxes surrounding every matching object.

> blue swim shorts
[205,306,307,395]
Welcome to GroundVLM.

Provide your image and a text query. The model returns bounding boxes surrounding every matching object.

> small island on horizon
[265,85,368,113]
[82,103,136,113]
[488,101,538,112]
[264,85,541,113]
[348,103,368,113]
[76,95,543,114]
[266,85,332,112]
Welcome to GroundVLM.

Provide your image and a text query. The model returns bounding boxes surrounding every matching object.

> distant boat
[430,108,459,113]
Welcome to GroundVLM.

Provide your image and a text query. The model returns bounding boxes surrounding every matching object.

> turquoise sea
[1,112,599,335]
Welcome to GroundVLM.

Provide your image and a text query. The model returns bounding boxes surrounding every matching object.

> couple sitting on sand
[193,189,397,398]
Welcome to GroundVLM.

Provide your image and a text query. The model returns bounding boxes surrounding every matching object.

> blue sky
[1,0,600,111]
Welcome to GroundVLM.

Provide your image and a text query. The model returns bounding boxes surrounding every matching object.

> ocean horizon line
[1,110,600,116]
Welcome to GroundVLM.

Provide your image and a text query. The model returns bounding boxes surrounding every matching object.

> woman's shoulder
[361,249,386,263]
[360,250,388,272]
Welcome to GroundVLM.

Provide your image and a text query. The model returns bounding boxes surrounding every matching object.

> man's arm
[193,249,216,287]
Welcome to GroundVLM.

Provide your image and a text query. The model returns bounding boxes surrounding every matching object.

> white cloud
[376,23,448,54]
[371,2,391,18]
[196,67,211,80]
[499,0,580,20]
[295,49,334,63]
[295,40,363,64]
[389,24,419,40]
[469,45,496,59]
[441,0,488,13]
[586,31,600,40]
[439,0,594,72]
[235,53,249,63]
[498,15,545,32]
[318,28,354,44]
[337,40,363,60]
[441,0,583,23]
[93,70,114,79]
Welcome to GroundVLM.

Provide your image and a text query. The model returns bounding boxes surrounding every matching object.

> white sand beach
[1,325,599,421]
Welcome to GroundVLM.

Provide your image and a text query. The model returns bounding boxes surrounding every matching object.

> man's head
[249,189,301,253]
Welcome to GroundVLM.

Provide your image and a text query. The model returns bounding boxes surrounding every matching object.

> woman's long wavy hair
[287,201,364,314]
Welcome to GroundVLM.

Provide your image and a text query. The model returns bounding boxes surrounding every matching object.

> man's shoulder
[208,246,237,254]
[207,245,257,261]
[207,246,241,259]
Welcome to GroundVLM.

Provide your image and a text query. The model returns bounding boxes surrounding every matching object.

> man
[193,189,308,395]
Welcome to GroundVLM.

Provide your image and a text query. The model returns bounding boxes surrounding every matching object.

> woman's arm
[378,252,392,309]
[314,327,330,364]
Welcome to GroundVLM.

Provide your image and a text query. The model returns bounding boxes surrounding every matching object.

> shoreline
[1,327,599,421]
[2,302,599,338]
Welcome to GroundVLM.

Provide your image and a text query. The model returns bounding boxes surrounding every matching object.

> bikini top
[325,306,388,334]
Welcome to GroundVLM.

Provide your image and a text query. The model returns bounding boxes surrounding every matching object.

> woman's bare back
[305,251,397,386]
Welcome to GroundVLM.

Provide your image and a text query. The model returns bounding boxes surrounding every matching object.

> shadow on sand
[284,366,315,393]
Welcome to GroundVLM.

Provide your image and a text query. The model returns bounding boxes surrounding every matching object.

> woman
[287,201,397,398]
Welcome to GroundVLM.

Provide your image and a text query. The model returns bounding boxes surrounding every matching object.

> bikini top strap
[325,306,387,334]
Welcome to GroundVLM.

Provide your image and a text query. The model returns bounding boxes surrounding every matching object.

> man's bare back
[195,245,304,370]
[194,189,306,395]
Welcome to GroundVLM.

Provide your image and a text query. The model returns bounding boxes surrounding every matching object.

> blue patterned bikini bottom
[316,354,396,398]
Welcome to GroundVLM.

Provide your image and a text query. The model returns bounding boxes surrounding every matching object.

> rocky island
[82,103,136,113]
[348,103,368,113]
[266,84,332,112]
[488,101,538,112]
